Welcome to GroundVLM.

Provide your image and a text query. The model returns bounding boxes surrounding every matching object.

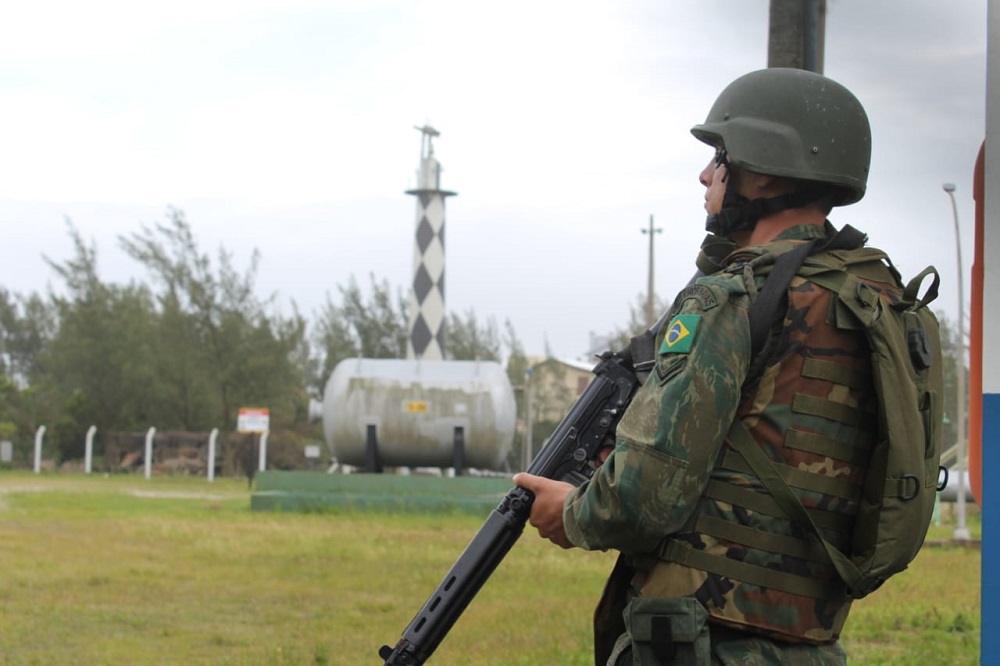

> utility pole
[641,214,662,329]
[768,0,826,72]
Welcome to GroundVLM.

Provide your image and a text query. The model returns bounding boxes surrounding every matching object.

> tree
[120,208,309,431]
[311,274,408,394]
[0,288,54,387]
[501,320,530,469]
[0,289,55,461]
[39,223,162,458]
[935,310,968,464]
[503,319,528,386]
[446,309,502,361]
[339,275,409,359]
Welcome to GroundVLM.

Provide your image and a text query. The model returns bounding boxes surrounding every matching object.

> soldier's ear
[747,172,795,198]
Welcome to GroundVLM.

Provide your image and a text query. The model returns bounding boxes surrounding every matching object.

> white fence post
[258,431,269,472]
[84,425,97,474]
[144,427,156,480]
[207,428,219,482]
[33,425,46,473]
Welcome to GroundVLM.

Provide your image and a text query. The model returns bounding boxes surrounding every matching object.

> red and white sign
[237,408,270,433]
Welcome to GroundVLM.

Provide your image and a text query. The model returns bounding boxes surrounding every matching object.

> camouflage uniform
[564,223,887,665]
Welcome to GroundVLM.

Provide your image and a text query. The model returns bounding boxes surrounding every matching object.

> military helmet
[691,68,871,205]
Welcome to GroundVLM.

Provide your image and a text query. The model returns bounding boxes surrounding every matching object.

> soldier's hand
[594,444,614,469]
[513,473,574,549]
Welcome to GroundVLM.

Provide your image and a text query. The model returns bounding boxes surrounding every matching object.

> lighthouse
[405,125,456,360]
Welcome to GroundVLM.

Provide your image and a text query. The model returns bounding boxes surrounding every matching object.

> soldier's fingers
[512,473,540,491]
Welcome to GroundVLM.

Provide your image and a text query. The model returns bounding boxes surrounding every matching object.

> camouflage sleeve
[563,277,752,553]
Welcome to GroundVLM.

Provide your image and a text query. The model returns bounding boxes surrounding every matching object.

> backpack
[730,229,945,599]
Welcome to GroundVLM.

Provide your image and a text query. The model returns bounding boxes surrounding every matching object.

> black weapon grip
[379,353,640,665]
[379,486,533,665]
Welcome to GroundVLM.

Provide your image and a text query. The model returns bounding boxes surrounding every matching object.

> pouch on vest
[619,597,709,666]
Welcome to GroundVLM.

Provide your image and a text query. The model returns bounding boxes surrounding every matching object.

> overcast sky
[0,0,988,362]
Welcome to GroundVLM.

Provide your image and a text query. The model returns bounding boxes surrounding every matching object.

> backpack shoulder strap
[748,239,818,359]
[748,225,866,360]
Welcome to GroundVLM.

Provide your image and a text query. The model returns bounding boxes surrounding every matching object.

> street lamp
[641,215,663,328]
[943,182,970,540]
[523,367,534,471]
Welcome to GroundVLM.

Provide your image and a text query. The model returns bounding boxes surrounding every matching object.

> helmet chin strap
[705,190,756,236]
[705,153,826,237]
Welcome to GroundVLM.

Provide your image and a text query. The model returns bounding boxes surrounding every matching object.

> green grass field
[0,472,980,665]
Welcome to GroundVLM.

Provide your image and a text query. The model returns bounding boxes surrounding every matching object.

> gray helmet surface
[691,68,871,205]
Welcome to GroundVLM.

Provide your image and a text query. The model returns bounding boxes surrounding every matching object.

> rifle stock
[378,352,641,665]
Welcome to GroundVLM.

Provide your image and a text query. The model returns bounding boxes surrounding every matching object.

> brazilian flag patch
[659,314,701,354]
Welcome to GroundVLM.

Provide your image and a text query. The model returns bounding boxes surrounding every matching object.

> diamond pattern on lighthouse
[409,313,433,357]
[408,208,446,360]
[416,215,435,254]
[413,264,433,304]
[405,125,455,361]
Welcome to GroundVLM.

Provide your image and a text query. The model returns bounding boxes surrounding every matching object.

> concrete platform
[250,470,514,514]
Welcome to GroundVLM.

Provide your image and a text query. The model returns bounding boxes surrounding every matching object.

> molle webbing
[702,480,853,533]
[660,540,844,601]
[693,514,832,564]
[802,357,869,391]
[786,429,870,466]
[719,450,861,501]
[792,394,874,429]
[721,419,869,599]
[791,357,874,468]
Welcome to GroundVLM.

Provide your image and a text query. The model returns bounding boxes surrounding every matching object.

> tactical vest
[641,248,895,645]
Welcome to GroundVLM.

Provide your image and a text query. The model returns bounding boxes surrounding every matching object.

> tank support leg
[365,425,383,474]
[452,426,466,476]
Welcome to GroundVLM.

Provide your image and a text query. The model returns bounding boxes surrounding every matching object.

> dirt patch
[0,483,49,511]
[126,489,229,501]
[0,480,233,508]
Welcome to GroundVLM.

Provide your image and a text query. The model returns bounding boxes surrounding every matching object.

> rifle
[378,347,650,665]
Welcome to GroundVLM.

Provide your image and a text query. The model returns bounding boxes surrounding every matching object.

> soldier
[514,68,887,664]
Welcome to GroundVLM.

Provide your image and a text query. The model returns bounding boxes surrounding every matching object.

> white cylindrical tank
[322,358,515,469]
